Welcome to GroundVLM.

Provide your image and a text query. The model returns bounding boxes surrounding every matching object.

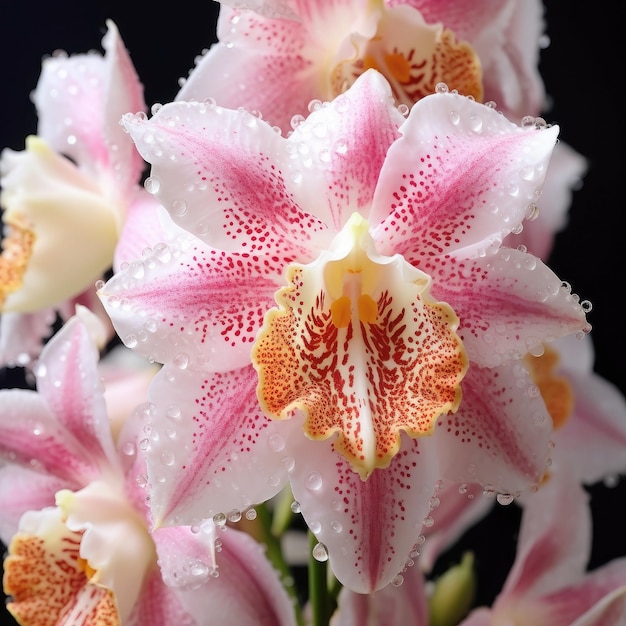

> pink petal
[285,69,404,231]
[0,465,66,545]
[33,20,145,195]
[114,192,179,271]
[554,364,626,485]
[0,308,56,368]
[178,7,315,132]
[100,235,279,372]
[35,314,119,471]
[331,561,429,625]
[0,389,102,487]
[154,524,297,625]
[408,0,546,119]
[419,481,493,573]
[371,92,558,255]
[501,472,590,601]
[126,566,195,626]
[434,362,553,495]
[122,100,328,259]
[287,431,440,592]
[505,141,588,260]
[142,365,290,527]
[431,251,589,368]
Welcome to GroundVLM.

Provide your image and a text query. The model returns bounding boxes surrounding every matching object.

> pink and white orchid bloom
[0,20,153,367]
[459,471,626,626]
[99,69,589,593]
[0,308,296,626]
[180,0,545,131]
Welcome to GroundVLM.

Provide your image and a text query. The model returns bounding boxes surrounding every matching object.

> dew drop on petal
[290,501,302,514]
[496,493,515,506]
[305,472,323,492]
[144,176,161,194]
[312,542,329,562]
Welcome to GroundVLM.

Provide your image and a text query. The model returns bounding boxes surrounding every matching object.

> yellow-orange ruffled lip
[253,213,468,479]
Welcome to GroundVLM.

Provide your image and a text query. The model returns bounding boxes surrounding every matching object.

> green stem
[308,531,331,626]
[256,502,305,626]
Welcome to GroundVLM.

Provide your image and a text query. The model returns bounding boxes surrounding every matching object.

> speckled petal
[434,361,553,495]
[122,100,328,259]
[287,429,439,593]
[371,92,559,256]
[100,234,281,373]
[141,365,291,527]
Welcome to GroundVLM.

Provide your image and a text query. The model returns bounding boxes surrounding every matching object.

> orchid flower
[0,20,152,368]
[180,0,546,130]
[459,471,626,626]
[98,69,590,594]
[0,308,296,625]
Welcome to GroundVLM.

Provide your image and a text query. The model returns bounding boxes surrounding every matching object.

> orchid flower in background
[98,68,590,594]
[0,307,297,626]
[181,0,546,130]
[0,20,155,368]
[459,471,626,626]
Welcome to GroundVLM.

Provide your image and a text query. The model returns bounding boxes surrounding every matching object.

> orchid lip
[253,212,468,479]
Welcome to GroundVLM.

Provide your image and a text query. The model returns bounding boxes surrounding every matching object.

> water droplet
[330,520,343,533]
[122,442,136,456]
[290,501,301,514]
[166,404,182,420]
[245,508,257,520]
[435,82,449,93]
[144,176,160,194]
[171,199,188,217]
[213,513,227,527]
[227,509,242,523]
[161,450,175,466]
[305,472,323,492]
[268,433,285,452]
[496,493,515,506]
[174,353,189,369]
[312,542,329,562]
[391,573,404,587]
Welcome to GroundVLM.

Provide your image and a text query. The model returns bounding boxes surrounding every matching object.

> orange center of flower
[0,214,36,310]
[330,6,483,107]
[524,346,574,430]
[252,213,468,479]
[4,519,119,626]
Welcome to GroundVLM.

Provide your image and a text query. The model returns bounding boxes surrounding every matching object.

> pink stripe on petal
[36,316,119,471]
[101,238,279,372]
[429,251,588,368]
[123,102,328,258]
[288,432,439,593]
[435,362,553,495]
[372,92,558,256]
[144,365,289,527]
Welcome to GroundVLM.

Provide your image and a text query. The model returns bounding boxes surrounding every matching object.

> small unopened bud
[428,551,476,626]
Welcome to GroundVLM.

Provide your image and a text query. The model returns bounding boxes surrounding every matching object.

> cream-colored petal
[0,137,119,312]
[57,482,156,624]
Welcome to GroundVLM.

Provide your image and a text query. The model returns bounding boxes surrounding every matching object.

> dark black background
[1,2,624,623]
